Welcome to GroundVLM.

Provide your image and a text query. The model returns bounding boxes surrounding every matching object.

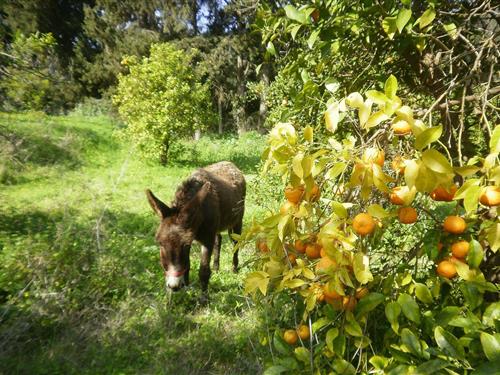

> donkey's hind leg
[229,220,242,273]
[213,233,222,272]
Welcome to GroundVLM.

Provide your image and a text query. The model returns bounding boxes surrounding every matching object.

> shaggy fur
[146,161,245,292]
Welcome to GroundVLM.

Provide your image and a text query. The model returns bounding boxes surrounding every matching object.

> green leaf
[292,153,304,178]
[468,239,484,269]
[474,360,500,375]
[369,356,389,370]
[345,312,363,337]
[290,24,301,40]
[490,125,500,153]
[480,332,500,361]
[353,253,373,284]
[443,23,458,39]
[273,330,292,356]
[365,90,388,105]
[397,294,421,324]
[311,317,329,333]
[294,346,309,363]
[396,8,412,33]
[332,359,356,375]
[385,301,401,333]
[326,328,339,352]
[368,204,390,219]
[244,271,270,296]
[483,302,500,328]
[382,16,398,40]
[385,75,398,99]
[464,185,481,213]
[307,29,320,49]
[417,8,436,30]
[303,126,313,143]
[414,359,449,375]
[266,41,276,56]
[325,79,340,93]
[415,125,442,150]
[435,306,461,327]
[356,292,385,317]
[332,335,346,356]
[434,326,465,359]
[421,149,453,174]
[454,178,481,200]
[415,283,433,304]
[284,5,307,24]
[401,328,422,357]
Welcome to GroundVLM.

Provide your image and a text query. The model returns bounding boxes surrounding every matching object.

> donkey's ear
[145,189,172,219]
[179,182,210,225]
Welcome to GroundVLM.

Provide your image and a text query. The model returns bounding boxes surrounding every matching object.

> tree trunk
[258,63,270,131]
[236,55,246,135]
[218,91,223,134]
[159,137,169,166]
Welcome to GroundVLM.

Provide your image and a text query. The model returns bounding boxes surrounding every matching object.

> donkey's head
[146,183,209,291]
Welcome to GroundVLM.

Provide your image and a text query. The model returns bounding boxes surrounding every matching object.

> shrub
[113,43,217,165]
[239,76,500,374]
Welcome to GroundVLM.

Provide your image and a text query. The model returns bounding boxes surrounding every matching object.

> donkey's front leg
[199,242,214,292]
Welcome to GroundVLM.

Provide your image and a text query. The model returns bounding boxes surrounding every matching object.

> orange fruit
[283,329,298,345]
[430,185,457,201]
[392,120,412,135]
[297,325,310,340]
[295,239,306,254]
[285,185,305,204]
[342,296,357,311]
[288,253,297,265]
[437,260,457,279]
[355,287,369,299]
[390,187,406,205]
[398,207,418,224]
[320,247,327,258]
[315,256,337,273]
[280,201,296,215]
[480,186,500,206]
[363,148,385,166]
[256,239,269,252]
[352,213,376,236]
[323,283,342,299]
[326,296,343,310]
[443,216,467,234]
[451,240,469,259]
[391,156,406,174]
[306,243,322,259]
[309,184,321,202]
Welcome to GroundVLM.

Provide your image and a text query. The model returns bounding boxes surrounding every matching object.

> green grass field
[0,112,277,374]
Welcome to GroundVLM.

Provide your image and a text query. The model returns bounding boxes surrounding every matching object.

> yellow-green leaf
[382,16,397,39]
[366,110,390,128]
[303,126,313,142]
[415,125,442,150]
[421,149,453,174]
[292,153,304,178]
[353,253,373,284]
[415,283,433,304]
[325,103,340,133]
[417,8,436,30]
[368,204,390,219]
[396,8,412,33]
[244,271,270,296]
[490,125,500,153]
[385,75,398,99]
[480,332,500,361]
[463,185,481,213]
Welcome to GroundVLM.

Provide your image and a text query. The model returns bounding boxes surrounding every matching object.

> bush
[239,76,500,374]
[113,43,217,164]
[0,33,78,113]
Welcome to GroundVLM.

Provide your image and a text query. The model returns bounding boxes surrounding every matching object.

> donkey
[146,161,246,292]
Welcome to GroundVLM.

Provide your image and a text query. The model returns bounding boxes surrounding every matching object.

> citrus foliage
[240,75,500,374]
[113,43,215,163]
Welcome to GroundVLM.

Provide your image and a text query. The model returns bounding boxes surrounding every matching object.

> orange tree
[237,75,500,373]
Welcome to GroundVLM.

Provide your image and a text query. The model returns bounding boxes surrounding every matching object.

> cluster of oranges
[283,324,310,345]
[284,184,320,205]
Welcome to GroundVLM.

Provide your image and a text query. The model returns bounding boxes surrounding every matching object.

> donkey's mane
[172,174,207,208]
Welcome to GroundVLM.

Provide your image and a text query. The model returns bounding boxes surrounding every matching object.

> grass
[0,112,274,374]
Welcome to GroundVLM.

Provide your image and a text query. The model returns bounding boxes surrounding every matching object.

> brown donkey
[146,161,245,292]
